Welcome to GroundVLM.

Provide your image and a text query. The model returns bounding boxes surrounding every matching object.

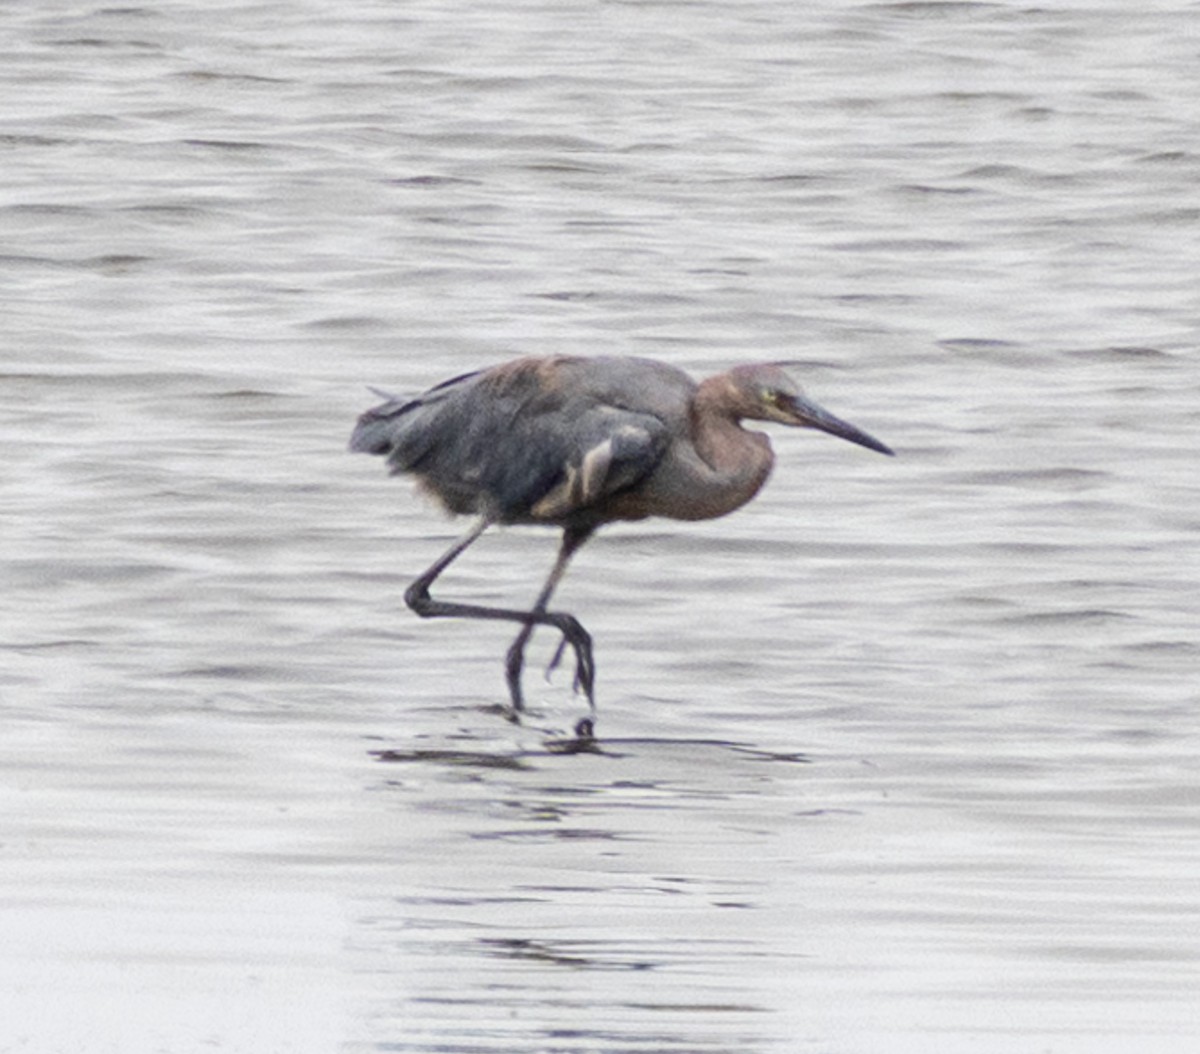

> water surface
[3,2,1199,1051]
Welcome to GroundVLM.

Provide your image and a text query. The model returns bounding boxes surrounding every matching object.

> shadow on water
[353,730,820,1053]
[371,738,811,767]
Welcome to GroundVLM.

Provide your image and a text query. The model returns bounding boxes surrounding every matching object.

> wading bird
[351,355,893,737]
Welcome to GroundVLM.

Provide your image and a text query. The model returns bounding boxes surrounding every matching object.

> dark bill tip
[841,428,895,457]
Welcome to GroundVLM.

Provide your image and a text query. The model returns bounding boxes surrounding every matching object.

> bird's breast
[603,432,774,523]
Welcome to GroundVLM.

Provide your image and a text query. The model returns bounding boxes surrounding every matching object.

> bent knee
[404,582,430,613]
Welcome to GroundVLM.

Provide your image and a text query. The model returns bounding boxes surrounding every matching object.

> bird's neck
[687,379,775,513]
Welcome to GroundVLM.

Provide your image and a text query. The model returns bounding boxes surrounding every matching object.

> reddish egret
[351,354,893,736]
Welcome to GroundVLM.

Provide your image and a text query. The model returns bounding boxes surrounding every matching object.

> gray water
[3,1,1199,1051]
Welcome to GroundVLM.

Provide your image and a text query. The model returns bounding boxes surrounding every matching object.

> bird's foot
[503,637,530,715]
[505,616,595,715]
[545,637,568,679]
[544,616,595,709]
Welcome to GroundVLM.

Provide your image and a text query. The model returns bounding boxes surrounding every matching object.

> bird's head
[726,363,894,456]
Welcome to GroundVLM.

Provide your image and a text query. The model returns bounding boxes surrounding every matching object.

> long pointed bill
[784,394,895,456]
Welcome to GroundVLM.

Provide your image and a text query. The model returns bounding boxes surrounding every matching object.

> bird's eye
[761,388,780,406]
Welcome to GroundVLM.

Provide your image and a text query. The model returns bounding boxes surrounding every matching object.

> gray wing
[350,356,684,524]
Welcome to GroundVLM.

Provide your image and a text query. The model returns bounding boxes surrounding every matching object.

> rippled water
[4,2,1199,1051]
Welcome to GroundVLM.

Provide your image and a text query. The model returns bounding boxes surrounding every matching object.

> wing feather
[351,356,685,523]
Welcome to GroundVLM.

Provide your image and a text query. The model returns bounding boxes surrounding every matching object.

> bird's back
[351,356,694,525]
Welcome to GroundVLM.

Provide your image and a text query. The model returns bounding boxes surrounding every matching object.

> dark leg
[404,520,596,715]
[504,526,594,711]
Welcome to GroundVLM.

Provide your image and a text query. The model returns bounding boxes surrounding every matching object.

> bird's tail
[349,389,416,454]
